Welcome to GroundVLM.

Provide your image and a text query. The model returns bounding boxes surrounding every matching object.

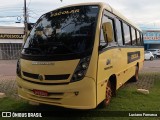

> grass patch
[0,73,160,120]
[105,73,160,111]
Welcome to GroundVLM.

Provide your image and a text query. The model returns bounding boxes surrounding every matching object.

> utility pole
[24,0,28,41]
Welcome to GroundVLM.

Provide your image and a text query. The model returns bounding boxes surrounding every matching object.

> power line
[0,8,22,11]
[0,6,22,8]
[28,9,39,16]
[29,15,38,20]
[0,16,21,18]
[27,0,31,8]
[28,9,46,12]
[0,21,15,22]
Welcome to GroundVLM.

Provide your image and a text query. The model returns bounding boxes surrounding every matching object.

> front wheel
[99,81,112,108]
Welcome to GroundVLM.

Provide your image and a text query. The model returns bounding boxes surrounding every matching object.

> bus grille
[22,71,70,80]
[45,74,70,80]
[23,72,39,79]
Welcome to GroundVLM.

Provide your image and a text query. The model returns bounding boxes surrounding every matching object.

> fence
[0,43,22,60]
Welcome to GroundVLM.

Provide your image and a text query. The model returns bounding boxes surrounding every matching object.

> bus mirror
[102,22,113,43]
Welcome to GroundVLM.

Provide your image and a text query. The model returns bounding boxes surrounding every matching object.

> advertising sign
[0,34,23,39]
[143,31,160,41]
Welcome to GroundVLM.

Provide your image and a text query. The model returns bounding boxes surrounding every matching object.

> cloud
[0,0,160,29]
[105,0,160,29]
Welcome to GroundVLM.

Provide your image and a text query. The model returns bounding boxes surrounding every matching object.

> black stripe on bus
[20,50,92,61]
[22,78,69,85]
[45,74,70,80]
[99,46,144,54]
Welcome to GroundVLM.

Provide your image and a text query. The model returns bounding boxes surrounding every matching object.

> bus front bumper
[16,76,96,109]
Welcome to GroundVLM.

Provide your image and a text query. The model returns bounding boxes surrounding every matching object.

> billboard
[143,31,160,41]
[0,34,23,39]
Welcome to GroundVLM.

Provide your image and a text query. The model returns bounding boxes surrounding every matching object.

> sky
[0,0,160,30]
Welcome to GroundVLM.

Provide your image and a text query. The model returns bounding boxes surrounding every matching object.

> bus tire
[130,65,139,82]
[99,81,112,108]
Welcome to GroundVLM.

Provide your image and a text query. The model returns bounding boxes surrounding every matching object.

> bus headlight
[71,56,90,82]
[77,71,85,77]
[16,59,21,77]
[81,62,88,69]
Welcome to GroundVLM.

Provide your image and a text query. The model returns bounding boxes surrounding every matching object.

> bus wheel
[130,65,139,82]
[98,80,112,108]
[99,81,112,108]
[135,66,139,81]
[105,81,112,105]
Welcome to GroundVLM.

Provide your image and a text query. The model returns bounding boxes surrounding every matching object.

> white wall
[0,26,24,34]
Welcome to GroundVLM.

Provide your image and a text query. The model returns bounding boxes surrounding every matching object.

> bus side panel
[97,48,123,105]
[116,47,144,89]
[97,47,144,105]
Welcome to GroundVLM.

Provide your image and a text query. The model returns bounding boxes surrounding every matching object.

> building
[0,26,24,60]
[143,30,160,50]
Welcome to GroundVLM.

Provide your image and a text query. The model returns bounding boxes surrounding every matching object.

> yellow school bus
[16,2,144,109]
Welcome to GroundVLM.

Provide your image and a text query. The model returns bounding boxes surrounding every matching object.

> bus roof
[49,2,141,31]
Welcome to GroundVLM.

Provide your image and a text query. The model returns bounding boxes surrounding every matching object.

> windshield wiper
[59,43,75,53]
[23,48,42,53]
[23,48,42,54]
[46,42,76,54]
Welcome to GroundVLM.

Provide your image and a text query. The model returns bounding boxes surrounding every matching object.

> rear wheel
[135,65,139,80]
[130,65,139,82]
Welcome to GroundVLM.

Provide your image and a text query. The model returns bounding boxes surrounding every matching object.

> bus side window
[141,33,144,46]
[131,28,136,45]
[137,31,141,46]
[123,23,131,45]
[100,27,107,48]
[100,15,116,49]
[115,19,123,46]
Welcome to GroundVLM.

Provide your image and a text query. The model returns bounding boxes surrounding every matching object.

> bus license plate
[33,89,48,96]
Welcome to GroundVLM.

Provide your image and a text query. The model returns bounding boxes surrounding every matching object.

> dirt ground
[0,60,17,76]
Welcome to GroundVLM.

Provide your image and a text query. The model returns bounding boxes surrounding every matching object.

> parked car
[145,51,154,61]
[147,49,160,58]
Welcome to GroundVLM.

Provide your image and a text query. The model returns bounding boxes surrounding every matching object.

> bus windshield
[22,5,99,57]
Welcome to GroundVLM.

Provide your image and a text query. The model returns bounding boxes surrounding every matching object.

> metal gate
[0,43,22,60]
